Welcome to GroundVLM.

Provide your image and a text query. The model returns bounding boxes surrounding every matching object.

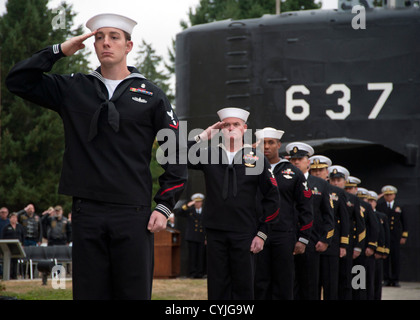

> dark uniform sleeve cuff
[257,231,267,242]
[368,242,378,250]
[51,44,66,59]
[298,237,309,245]
[155,204,172,219]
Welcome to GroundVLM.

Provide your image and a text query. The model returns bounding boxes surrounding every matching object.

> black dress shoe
[392,282,401,287]
[383,280,392,286]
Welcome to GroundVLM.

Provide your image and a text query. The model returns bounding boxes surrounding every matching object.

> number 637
[286,83,393,121]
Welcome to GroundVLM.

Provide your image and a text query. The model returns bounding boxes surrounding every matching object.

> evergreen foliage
[181,0,321,27]
[0,0,90,213]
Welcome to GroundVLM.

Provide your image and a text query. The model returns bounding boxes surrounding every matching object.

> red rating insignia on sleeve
[169,122,179,129]
[270,177,278,187]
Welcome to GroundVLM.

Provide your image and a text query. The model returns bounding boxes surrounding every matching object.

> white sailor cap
[367,191,379,201]
[255,127,285,141]
[381,185,398,195]
[191,193,205,201]
[217,107,250,122]
[328,165,350,181]
[309,155,332,169]
[86,13,138,35]
[345,176,361,187]
[357,187,369,198]
[285,142,314,158]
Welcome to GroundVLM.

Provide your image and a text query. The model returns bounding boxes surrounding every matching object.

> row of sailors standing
[253,127,408,300]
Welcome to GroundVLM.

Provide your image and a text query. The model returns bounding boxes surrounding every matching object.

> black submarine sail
[175,1,420,280]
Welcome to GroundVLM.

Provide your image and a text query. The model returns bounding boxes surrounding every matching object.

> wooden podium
[153,228,181,279]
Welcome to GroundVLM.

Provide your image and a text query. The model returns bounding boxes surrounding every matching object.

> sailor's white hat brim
[86,13,138,35]
[255,127,285,141]
[217,108,250,122]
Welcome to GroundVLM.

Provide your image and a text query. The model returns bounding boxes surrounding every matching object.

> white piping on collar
[89,70,146,83]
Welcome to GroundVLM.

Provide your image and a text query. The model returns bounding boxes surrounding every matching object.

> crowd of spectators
[0,204,72,279]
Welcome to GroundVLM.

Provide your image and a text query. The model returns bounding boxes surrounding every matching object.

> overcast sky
[0,0,337,77]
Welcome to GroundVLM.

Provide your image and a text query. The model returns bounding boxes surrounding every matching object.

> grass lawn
[0,278,207,300]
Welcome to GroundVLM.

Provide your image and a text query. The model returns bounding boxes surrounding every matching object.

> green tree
[0,0,91,213]
[135,39,174,103]
[281,0,321,12]
[181,0,321,28]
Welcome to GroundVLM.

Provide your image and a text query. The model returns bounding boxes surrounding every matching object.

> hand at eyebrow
[61,30,97,57]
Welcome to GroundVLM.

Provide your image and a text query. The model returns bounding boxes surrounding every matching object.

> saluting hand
[198,121,225,142]
[61,31,97,57]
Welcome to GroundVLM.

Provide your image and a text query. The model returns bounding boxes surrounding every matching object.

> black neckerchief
[87,67,145,142]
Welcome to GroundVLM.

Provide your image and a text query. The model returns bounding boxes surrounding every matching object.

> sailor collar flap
[88,66,146,83]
